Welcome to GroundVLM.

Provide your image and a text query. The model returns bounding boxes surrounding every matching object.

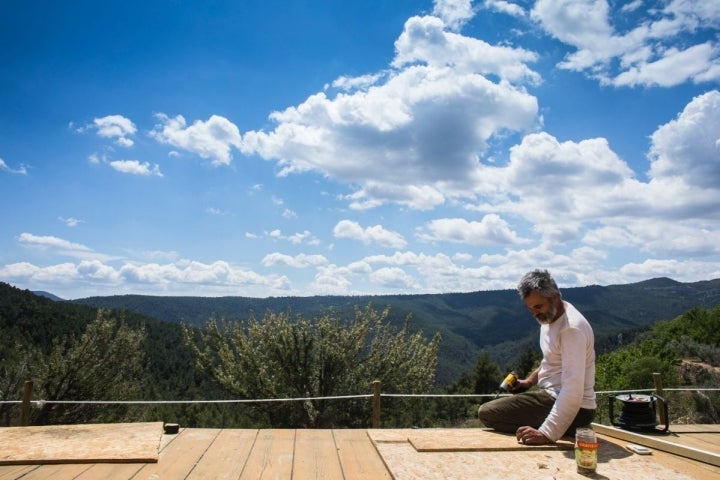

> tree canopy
[183,305,441,427]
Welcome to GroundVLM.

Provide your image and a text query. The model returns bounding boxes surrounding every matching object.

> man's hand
[510,378,532,393]
[516,426,550,445]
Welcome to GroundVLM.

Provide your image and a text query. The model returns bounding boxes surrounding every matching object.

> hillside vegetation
[72,277,720,383]
[2,279,719,428]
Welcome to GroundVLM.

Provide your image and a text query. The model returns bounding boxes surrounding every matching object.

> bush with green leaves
[32,309,145,425]
[183,305,441,427]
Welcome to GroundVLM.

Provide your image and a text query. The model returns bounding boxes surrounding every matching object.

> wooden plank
[0,465,37,480]
[186,429,258,480]
[9,464,93,480]
[407,428,574,452]
[669,425,720,434]
[333,430,392,480]
[669,433,720,453]
[133,428,220,479]
[73,463,144,480]
[0,422,163,465]
[593,423,720,467]
[239,429,295,480]
[293,429,344,479]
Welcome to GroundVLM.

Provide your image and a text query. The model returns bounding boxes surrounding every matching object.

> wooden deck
[0,425,718,479]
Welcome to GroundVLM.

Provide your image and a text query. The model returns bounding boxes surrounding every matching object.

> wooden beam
[372,380,381,428]
[593,423,720,467]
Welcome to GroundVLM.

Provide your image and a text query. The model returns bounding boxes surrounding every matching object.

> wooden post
[653,372,667,426]
[20,380,33,426]
[372,380,381,428]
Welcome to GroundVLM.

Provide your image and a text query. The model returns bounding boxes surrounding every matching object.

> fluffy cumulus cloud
[531,0,720,86]
[432,0,475,31]
[150,114,243,165]
[333,220,407,249]
[648,90,720,190]
[261,253,328,268]
[417,215,528,246]
[240,11,540,210]
[92,115,137,147]
[5,0,720,299]
[109,160,163,176]
[0,257,293,297]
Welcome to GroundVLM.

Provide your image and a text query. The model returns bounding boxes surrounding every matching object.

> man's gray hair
[517,269,561,300]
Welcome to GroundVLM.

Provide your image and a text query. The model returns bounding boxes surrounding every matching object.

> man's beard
[535,303,558,324]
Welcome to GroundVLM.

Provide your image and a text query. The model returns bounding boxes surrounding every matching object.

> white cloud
[93,115,137,147]
[17,233,92,253]
[0,157,27,174]
[120,260,291,290]
[333,220,408,248]
[369,267,419,289]
[264,229,320,245]
[531,0,720,86]
[482,1,526,18]
[648,90,720,189]
[614,43,720,87]
[109,160,163,176]
[417,215,528,246]
[58,217,84,227]
[308,264,355,295]
[239,12,540,211]
[0,259,294,297]
[151,113,242,166]
[206,207,230,216]
[432,0,475,31]
[261,252,328,268]
[392,15,540,82]
[282,209,298,219]
[16,233,116,262]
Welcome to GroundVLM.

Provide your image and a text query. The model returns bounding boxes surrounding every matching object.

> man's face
[523,290,559,324]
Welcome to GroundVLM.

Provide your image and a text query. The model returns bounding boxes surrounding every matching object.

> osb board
[0,422,163,465]
[405,428,574,452]
[373,439,698,480]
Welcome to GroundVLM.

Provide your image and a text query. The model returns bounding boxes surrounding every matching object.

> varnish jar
[575,427,599,474]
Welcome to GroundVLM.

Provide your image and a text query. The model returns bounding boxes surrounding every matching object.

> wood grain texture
[0,423,163,465]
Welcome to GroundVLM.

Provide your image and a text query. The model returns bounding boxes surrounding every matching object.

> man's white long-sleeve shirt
[537,301,596,441]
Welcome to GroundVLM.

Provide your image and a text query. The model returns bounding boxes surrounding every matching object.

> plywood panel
[374,439,698,480]
[406,428,574,452]
[0,422,163,465]
[239,429,295,480]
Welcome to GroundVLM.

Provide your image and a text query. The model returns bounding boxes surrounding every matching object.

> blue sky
[1,0,719,299]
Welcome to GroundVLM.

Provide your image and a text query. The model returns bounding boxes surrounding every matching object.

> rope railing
[5,375,720,429]
[3,388,719,406]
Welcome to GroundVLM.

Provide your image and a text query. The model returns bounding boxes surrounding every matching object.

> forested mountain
[0,283,225,420]
[71,277,720,383]
[4,280,719,428]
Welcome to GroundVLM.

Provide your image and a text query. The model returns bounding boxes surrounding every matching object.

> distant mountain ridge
[71,277,720,383]
[32,290,65,301]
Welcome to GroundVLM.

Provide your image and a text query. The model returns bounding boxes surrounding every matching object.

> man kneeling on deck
[478,269,596,445]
